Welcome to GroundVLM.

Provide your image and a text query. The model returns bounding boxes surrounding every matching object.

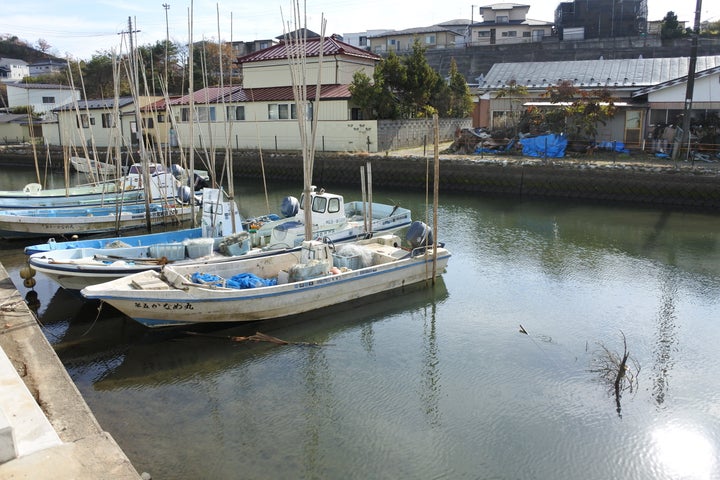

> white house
[6,83,80,116]
[471,3,554,46]
[0,58,29,82]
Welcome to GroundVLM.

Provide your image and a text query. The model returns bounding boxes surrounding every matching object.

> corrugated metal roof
[481,55,720,90]
[6,83,77,91]
[54,97,136,111]
[236,36,381,64]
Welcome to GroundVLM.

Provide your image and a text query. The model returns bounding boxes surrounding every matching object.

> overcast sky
[2,1,717,60]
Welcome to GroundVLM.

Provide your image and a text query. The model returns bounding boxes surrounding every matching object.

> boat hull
[82,243,450,328]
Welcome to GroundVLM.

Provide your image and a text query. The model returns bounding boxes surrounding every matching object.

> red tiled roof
[236,36,380,64]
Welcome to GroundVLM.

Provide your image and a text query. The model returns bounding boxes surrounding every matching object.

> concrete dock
[0,264,140,479]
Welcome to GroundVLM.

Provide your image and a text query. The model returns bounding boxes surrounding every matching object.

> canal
[1,166,719,479]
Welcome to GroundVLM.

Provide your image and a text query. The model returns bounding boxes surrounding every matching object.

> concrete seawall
[3,146,719,210]
[0,264,140,479]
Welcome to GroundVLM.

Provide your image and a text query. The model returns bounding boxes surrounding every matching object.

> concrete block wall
[377,118,472,152]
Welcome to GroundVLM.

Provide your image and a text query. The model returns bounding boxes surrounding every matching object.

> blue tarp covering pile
[596,141,630,154]
[191,272,277,289]
[521,134,568,158]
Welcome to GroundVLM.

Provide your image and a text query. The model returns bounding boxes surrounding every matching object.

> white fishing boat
[0,162,182,210]
[81,230,450,328]
[69,156,116,175]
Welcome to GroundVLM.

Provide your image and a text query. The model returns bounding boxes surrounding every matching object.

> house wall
[470,25,553,46]
[54,106,133,150]
[369,31,463,53]
[647,73,720,104]
[6,85,80,115]
[479,5,530,22]
[0,123,28,142]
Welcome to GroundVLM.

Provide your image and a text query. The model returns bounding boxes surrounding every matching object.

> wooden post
[432,114,440,282]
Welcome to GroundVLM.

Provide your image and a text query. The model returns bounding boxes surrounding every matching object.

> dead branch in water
[589,331,640,417]
[184,330,327,347]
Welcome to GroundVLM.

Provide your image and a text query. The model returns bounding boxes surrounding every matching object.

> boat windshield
[127,164,165,175]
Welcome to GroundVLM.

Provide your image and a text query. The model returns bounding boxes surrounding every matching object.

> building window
[90,117,96,126]
[180,106,216,122]
[157,114,166,123]
[42,96,55,104]
[478,31,491,37]
[359,36,367,46]
[425,35,436,44]
[143,118,154,129]
[502,31,517,37]
[496,15,509,24]
[227,105,245,121]
[196,106,216,122]
[268,103,298,120]
[101,113,115,128]
[492,111,513,129]
[351,108,363,120]
[523,31,531,37]
[77,114,89,128]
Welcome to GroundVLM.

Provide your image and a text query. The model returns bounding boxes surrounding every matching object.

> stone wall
[376,118,472,152]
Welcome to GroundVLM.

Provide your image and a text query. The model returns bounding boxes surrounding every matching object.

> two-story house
[368,25,465,54]
[160,34,385,152]
[470,3,553,46]
[0,58,30,82]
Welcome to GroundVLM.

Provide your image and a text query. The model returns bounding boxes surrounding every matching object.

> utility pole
[673,0,703,162]
[162,3,170,90]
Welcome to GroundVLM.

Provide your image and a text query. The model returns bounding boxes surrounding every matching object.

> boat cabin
[296,187,346,228]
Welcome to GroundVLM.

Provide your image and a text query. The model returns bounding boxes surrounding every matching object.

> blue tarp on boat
[191,272,277,289]
[521,134,568,158]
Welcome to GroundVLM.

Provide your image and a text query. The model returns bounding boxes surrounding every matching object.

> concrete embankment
[3,145,720,210]
[0,264,141,479]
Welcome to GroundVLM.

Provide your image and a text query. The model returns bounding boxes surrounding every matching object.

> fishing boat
[69,156,116,175]
[248,186,412,249]
[80,229,450,328]
[26,188,250,290]
[0,199,196,239]
[25,187,409,290]
[0,162,182,210]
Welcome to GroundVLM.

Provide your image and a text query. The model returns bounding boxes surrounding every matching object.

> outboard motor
[406,221,433,249]
[280,196,300,218]
[177,185,193,204]
[171,164,185,180]
[193,172,210,191]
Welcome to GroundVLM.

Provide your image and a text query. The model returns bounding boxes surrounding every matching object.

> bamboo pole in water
[432,114,440,282]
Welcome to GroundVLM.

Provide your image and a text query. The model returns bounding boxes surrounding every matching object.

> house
[50,96,162,153]
[0,58,29,82]
[477,55,720,149]
[159,35,386,152]
[368,25,465,53]
[471,3,554,46]
[0,113,41,143]
[6,83,80,116]
[28,59,69,77]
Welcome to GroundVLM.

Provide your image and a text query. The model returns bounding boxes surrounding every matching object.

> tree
[493,79,528,135]
[36,39,52,54]
[445,58,474,118]
[660,11,686,40]
[401,39,442,117]
[521,81,618,141]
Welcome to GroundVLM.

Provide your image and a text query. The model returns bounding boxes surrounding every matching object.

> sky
[2,0,718,60]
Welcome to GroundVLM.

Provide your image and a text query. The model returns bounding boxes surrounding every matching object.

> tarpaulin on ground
[521,134,567,158]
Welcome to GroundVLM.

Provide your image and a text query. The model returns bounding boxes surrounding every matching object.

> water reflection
[652,423,717,479]
[652,271,679,408]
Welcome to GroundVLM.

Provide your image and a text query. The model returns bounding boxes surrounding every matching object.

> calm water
[2,166,720,479]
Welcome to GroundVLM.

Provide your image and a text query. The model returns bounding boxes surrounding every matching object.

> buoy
[23,277,36,288]
[19,265,36,280]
